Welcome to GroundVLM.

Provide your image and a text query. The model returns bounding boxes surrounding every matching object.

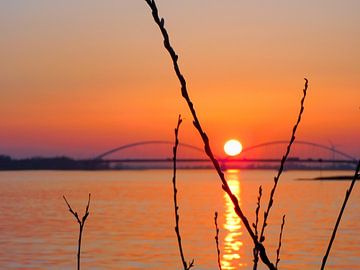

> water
[0,170,359,269]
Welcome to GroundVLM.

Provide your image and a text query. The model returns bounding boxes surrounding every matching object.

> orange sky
[1,1,359,158]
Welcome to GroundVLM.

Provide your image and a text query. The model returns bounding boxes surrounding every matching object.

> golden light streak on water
[222,170,246,269]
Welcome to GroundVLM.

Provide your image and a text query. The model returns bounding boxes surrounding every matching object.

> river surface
[0,170,359,269]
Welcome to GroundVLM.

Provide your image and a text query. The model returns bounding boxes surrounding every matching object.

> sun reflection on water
[222,170,245,269]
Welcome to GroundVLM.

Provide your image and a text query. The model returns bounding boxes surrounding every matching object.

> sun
[224,139,243,156]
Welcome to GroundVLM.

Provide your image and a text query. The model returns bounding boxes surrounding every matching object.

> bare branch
[253,186,262,270]
[81,193,91,224]
[144,0,276,268]
[214,212,222,270]
[63,193,91,270]
[63,195,81,224]
[276,215,286,269]
[172,115,194,270]
[321,161,360,270]
[259,79,308,243]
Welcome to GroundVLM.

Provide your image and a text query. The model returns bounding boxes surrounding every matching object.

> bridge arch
[95,140,356,161]
[241,140,356,161]
[95,140,204,160]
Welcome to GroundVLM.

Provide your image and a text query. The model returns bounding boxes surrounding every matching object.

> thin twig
[276,215,286,269]
[253,186,262,270]
[321,160,360,270]
[214,212,222,270]
[63,193,91,270]
[144,1,276,268]
[172,115,194,270]
[259,79,308,243]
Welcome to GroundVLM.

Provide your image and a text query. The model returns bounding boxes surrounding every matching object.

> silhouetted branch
[144,1,276,268]
[214,212,222,270]
[63,193,91,270]
[253,186,262,270]
[276,215,286,269]
[172,115,194,270]
[321,160,360,270]
[259,79,308,243]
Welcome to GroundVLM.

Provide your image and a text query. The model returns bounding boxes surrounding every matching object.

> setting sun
[224,139,243,156]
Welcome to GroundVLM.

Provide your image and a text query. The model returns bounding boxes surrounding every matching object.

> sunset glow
[1,1,360,270]
[0,2,359,158]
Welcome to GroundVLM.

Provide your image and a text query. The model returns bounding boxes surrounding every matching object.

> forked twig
[63,193,91,270]
[259,79,308,243]
[172,115,194,270]
[144,1,276,268]
[276,215,286,269]
[321,161,360,270]
[253,186,262,270]
[214,212,222,270]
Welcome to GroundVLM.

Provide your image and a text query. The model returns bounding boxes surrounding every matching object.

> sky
[1,1,359,159]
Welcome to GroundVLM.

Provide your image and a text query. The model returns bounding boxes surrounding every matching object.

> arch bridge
[93,140,356,165]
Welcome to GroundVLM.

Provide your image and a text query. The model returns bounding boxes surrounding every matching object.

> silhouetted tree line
[0,155,108,170]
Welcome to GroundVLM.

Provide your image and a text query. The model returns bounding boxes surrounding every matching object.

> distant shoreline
[297,174,359,181]
[1,155,357,171]
[0,167,358,172]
